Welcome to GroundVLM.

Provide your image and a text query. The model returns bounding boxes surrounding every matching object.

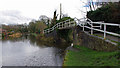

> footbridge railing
[76,17,120,39]
[44,17,120,39]
[44,19,76,34]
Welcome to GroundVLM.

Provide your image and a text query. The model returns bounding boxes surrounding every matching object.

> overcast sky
[0,0,88,25]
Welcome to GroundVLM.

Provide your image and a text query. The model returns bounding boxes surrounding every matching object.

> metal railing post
[104,24,106,39]
[100,24,102,29]
[44,18,120,38]
[64,22,67,28]
[91,23,93,35]
[69,19,70,27]
[83,22,84,31]
[62,22,63,28]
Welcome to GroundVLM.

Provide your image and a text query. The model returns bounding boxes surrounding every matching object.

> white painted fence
[44,19,76,34]
[44,17,120,39]
[77,18,120,39]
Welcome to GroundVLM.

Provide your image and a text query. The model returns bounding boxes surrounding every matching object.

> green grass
[64,45,120,66]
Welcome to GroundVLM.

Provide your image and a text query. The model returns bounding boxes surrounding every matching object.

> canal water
[1,35,68,66]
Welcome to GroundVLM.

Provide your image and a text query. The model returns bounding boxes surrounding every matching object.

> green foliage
[87,2,120,33]
[28,21,47,34]
[28,22,36,33]
[2,33,5,37]
[87,2,120,24]
[64,45,120,66]
[118,42,120,46]
[7,32,13,35]
[47,17,74,31]
[2,25,29,34]
[20,26,28,33]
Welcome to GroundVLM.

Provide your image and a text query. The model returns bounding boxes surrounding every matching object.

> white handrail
[44,17,120,39]
[77,17,120,39]
[44,19,76,34]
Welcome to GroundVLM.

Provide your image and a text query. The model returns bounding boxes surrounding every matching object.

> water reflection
[2,35,68,66]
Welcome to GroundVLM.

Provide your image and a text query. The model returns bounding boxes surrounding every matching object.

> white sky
[0,0,88,25]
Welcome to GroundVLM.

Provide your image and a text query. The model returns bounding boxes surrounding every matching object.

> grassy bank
[64,45,120,66]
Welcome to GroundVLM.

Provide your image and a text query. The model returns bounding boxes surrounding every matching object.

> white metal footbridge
[44,17,120,39]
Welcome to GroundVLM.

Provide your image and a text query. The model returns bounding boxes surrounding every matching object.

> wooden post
[104,24,106,39]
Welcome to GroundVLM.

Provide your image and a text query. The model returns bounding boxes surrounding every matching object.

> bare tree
[91,0,95,10]
[88,0,92,11]
[39,15,50,25]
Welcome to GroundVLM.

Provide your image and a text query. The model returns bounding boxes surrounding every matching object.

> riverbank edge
[62,46,71,66]
[63,45,120,66]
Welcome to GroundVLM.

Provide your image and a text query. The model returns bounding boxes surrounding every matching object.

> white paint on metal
[44,18,120,39]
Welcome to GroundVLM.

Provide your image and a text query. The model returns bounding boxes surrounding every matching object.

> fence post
[100,24,102,29]
[91,23,93,35]
[104,24,106,39]
[70,21,71,27]
[62,22,63,28]
[83,22,84,31]
[64,22,67,28]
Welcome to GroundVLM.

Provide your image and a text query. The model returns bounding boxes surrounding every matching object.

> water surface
[2,35,67,66]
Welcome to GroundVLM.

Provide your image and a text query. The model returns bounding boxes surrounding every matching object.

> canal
[1,35,69,66]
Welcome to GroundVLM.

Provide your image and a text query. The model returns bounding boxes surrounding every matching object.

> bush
[87,2,120,24]
[87,2,120,33]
